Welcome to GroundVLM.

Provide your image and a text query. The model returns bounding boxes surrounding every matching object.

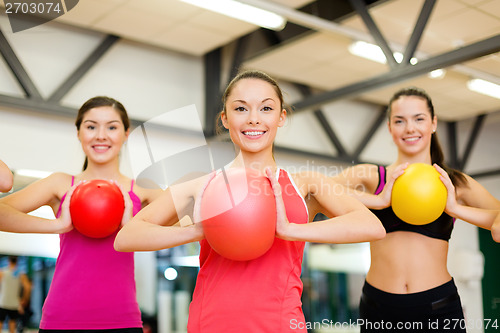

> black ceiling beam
[352,107,387,162]
[469,168,500,179]
[402,0,436,64]
[0,93,202,139]
[228,35,251,86]
[0,29,42,99]
[293,34,500,113]
[203,48,222,137]
[0,93,76,117]
[446,121,459,169]
[240,0,381,62]
[48,34,119,103]
[348,0,398,68]
[460,114,486,171]
[313,110,349,158]
[294,83,348,158]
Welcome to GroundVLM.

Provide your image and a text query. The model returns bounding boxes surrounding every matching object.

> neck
[81,160,122,180]
[231,150,277,175]
[395,150,432,165]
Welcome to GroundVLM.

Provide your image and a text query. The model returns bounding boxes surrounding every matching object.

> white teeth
[404,137,419,142]
[244,131,264,136]
[94,146,110,150]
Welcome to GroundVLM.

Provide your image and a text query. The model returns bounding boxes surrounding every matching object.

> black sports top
[370,165,454,241]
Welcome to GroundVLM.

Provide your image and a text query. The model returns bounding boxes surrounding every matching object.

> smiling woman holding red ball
[0,96,161,332]
[114,70,385,332]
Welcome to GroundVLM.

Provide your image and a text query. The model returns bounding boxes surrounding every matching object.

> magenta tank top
[39,176,143,330]
[188,169,309,332]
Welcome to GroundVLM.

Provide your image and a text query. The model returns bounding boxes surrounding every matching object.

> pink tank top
[39,176,143,330]
[187,169,309,332]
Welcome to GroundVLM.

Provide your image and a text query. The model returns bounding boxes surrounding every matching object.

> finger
[265,167,282,197]
[392,162,409,179]
[65,180,84,201]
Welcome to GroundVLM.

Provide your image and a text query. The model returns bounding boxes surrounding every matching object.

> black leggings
[39,329,143,333]
[359,279,466,332]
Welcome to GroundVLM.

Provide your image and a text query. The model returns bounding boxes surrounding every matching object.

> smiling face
[221,78,286,155]
[388,95,437,158]
[77,106,129,166]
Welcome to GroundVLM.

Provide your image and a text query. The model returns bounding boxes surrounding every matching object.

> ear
[221,112,229,129]
[432,115,438,133]
[278,109,287,127]
[124,128,130,139]
[387,120,392,134]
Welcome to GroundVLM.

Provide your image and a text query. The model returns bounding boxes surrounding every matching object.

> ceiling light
[467,79,500,100]
[349,41,418,65]
[428,69,446,79]
[349,41,386,64]
[179,0,286,31]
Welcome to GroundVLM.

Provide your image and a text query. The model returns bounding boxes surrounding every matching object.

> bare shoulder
[37,172,74,195]
[288,170,321,186]
[150,172,213,202]
[334,163,380,192]
[0,172,73,210]
[131,183,163,205]
[456,173,500,209]
[337,163,379,179]
[289,170,334,198]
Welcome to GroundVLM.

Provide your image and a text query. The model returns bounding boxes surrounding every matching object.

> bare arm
[114,176,208,252]
[492,212,500,243]
[435,165,500,230]
[0,173,73,233]
[0,159,13,192]
[269,170,385,244]
[330,163,407,210]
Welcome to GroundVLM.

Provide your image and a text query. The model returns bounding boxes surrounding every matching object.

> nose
[96,127,107,140]
[405,120,416,133]
[247,109,261,125]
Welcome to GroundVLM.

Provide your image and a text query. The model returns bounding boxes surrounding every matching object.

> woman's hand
[434,164,459,215]
[265,167,291,240]
[56,182,79,234]
[374,163,408,209]
[113,181,134,227]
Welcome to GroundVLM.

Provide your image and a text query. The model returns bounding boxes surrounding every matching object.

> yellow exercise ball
[391,163,447,225]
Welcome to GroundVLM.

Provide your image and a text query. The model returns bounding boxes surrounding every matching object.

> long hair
[75,96,130,171]
[387,87,467,187]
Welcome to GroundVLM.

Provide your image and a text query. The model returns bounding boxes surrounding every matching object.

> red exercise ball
[200,168,276,261]
[70,179,125,238]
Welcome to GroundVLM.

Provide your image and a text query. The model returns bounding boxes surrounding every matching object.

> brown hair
[75,96,130,170]
[387,87,467,187]
[215,69,290,135]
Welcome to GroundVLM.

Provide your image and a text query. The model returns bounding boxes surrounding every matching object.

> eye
[235,106,247,112]
[262,106,273,112]
[109,125,117,130]
[87,125,95,130]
